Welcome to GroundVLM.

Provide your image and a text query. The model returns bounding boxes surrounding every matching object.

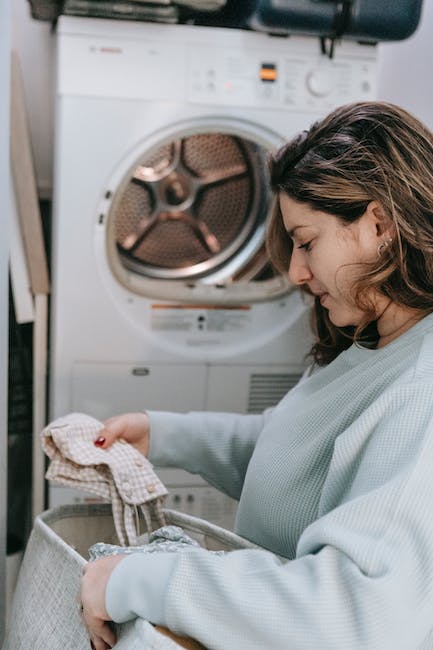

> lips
[309,289,329,306]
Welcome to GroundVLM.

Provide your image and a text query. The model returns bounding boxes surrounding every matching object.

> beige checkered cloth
[41,412,167,546]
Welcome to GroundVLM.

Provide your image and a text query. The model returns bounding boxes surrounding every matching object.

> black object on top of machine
[249,0,423,43]
[26,0,423,45]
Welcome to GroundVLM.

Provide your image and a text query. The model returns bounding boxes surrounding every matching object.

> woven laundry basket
[4,503,257,650]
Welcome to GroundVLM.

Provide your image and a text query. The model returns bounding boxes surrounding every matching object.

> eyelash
[297,242,312,252]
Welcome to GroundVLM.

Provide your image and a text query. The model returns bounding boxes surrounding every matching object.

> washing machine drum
[108,132,273,284]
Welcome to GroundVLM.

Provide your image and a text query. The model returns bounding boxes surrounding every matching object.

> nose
[288,248,313,286]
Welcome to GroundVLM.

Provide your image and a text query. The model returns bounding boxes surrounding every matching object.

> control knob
[306,68,333,97]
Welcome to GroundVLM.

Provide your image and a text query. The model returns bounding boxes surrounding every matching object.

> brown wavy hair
[267,101,433,365]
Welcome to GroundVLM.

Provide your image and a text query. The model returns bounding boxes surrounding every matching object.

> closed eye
[297,241,312,252]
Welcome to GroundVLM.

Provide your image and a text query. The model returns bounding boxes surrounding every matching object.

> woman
[80,102,433,650]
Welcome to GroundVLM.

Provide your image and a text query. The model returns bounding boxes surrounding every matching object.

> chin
[329,317,351,328]
[327,309,360,329]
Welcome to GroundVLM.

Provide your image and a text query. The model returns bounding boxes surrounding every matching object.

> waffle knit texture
[106,312,433,649]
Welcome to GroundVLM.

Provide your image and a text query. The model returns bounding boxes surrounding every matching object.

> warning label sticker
[151,304,252,333]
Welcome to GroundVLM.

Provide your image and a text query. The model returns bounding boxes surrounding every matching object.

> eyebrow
[287,225,310,238]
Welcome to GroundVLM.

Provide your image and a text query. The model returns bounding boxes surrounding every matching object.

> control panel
[59,19,376,112]
[187,45,376,111]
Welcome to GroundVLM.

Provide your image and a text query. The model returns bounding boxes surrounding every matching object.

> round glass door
[108,132,271,282]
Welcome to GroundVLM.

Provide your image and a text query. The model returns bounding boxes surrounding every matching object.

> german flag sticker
[260,63,278,82]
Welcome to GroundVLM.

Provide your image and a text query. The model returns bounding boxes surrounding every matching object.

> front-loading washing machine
[50,16,377,524]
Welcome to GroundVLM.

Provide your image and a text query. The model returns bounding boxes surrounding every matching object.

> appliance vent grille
[247,373,302,413]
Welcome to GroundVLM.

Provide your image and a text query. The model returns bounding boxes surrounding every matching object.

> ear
[363,200,396,241]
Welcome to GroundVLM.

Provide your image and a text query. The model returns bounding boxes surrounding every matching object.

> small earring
[377,238,393,257]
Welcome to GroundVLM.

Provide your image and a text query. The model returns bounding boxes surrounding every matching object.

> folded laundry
[41,412,168,546]
[28,0,227,22]
[63,0,179,22]
[62,0,226,22]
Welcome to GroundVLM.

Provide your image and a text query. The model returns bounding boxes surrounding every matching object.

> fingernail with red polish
[94,436,106,447]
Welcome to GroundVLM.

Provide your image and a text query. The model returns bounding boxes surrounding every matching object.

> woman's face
[279,193,381,328]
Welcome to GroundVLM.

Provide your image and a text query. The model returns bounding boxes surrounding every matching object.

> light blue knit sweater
[106,312,433,649]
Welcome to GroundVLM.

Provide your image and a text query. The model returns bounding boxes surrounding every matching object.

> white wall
[11,1,433,196]
[377,0,433,125]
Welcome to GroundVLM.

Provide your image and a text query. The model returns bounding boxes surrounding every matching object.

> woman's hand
[94,412,150,457]
[80,555,125,650]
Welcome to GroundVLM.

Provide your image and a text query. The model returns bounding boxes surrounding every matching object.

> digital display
[260,63,278,82]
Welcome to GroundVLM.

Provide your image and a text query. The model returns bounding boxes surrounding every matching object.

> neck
[376,301,424,348]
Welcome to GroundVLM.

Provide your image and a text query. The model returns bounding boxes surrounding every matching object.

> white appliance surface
[50,17,377,526]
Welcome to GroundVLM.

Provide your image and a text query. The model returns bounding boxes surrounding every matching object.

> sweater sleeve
[147,409,273,499]
[106,384,433,649]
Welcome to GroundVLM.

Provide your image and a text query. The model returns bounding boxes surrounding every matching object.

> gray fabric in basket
[4,503,258,649]
[89,525,210,560]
